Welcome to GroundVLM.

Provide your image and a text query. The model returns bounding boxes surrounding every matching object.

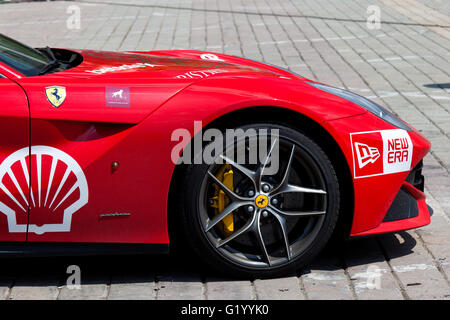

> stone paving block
[254,276,305,300]
[108,274,156,300]
[0,277,13,300]
[301,255,355,300]
[206,278,253,300]
[57,275,109,300]
[156,273,204,300]
[9,277,60,300]
[344,238,404,300]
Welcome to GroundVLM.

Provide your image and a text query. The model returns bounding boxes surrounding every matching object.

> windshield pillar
[0,62,23,79]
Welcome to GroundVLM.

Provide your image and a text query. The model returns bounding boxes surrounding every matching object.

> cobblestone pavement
[0,0,449,300]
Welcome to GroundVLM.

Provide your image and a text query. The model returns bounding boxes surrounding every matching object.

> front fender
[135,76,366,243]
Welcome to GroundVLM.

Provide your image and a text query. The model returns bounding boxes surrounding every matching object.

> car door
[0,76,30,242]
[15,74,170,244]
[18,77,127,242]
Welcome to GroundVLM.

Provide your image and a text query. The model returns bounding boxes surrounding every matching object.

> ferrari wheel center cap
[255,194,269,208]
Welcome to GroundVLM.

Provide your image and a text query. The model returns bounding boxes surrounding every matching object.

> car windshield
[0,34,50,76]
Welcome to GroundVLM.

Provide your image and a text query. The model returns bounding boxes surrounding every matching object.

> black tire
[177,122,340,278]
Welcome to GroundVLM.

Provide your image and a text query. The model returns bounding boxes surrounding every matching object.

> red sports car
[0,34,431,277]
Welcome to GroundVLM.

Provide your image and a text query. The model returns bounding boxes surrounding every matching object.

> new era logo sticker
[351,129,413,179]
[354,142,380,168]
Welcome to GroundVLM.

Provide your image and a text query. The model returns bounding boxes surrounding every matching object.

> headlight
[307,81,412,131]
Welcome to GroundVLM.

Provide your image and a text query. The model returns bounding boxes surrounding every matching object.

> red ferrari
[0,34,431,277]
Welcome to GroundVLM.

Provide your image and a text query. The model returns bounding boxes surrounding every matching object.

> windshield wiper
[38,46,60,75]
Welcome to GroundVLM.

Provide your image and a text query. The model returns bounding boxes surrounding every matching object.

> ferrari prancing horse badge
[45,86,66,108]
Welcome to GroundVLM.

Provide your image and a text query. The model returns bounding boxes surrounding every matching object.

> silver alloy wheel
[198,135,328,269]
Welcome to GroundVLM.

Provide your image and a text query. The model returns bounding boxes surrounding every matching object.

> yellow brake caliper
[209,165,234,237]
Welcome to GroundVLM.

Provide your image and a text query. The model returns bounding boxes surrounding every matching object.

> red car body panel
[0,78,29,242]
[0,49,431,245]
[353,181,430,236]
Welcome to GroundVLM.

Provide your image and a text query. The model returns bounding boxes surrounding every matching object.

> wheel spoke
[205,201,250,232]
[269,205,325,217]
[269,210,291,261]
[256,138,279,189]
[219,155,257,191]
[253,211,271,266]
[207,171,249,201]
[216,212,257,248]
[271,183,326,197]
[270,144,295,195]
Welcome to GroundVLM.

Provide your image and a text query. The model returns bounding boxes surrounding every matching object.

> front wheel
[178,123,340,278]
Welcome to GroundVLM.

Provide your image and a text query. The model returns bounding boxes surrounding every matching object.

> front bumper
[350,164,431,237]
[322,112,432,237]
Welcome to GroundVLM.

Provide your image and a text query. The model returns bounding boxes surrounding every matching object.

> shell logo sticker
[45,86,66,108]
[351,129,413,179]
[0,146,88,235]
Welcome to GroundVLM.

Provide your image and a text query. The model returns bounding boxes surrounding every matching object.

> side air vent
[405,160,424,191]
[383,186,419,222]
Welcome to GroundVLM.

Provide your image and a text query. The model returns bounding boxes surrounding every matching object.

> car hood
[58,49,286,81]
[21,49,310,125]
